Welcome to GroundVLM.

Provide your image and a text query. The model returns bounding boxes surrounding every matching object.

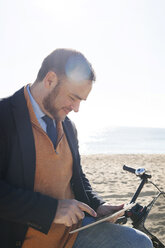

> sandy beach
[81,154,165,244]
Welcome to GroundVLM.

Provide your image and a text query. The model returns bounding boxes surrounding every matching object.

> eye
[70,96,75,101]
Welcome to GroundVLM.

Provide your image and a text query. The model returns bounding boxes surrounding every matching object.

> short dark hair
[35,48,96,82]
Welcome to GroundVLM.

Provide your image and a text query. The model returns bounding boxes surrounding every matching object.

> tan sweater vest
[22,87,79,248]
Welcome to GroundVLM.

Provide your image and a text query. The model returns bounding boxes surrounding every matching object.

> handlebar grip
[123,165,136,174]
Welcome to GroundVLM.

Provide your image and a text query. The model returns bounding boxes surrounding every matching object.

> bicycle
[117,165,165,248]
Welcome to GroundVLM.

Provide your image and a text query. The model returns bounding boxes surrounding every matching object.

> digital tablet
[69,202,135,234]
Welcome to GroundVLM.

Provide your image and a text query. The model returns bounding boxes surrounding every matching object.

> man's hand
[54,199,97,227]
[97,203,124,223]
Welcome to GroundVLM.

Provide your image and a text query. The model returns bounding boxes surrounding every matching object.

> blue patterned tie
[42,115,58,148]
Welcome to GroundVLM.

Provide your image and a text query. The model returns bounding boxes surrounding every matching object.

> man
[0,49,152,248]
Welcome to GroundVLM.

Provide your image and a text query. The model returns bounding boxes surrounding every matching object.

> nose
[72,101,80,113]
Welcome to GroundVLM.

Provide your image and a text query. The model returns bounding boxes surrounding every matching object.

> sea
[78,126,165,154]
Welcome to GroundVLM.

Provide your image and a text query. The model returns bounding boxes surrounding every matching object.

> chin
[54,110,68,122]
[61,115,67,121]
[56,114,66,122]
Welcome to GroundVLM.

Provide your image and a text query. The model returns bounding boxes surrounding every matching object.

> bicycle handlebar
[123,165,136,174]
[123,165,151,178]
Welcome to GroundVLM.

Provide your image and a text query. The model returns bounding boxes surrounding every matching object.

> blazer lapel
[63,118,91,204]
[62,117,80,169]
[11,87,36,190]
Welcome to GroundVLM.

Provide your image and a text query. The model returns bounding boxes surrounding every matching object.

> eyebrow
[71,93,86,101]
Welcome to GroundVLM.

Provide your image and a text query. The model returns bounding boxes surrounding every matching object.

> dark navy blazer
[0,87,104,248]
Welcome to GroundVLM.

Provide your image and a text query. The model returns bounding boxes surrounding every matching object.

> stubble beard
[42,84,61,121]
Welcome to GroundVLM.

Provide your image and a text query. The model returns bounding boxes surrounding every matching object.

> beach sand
[81,154,165,244]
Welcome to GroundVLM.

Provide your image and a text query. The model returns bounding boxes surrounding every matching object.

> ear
[43,71,58,89]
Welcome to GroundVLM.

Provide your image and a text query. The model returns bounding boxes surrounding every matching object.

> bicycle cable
[148,181,165,197]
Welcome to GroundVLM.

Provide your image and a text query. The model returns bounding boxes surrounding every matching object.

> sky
[1,0,165,137]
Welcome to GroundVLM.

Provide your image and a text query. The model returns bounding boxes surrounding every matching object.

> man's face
[42,78,92,121]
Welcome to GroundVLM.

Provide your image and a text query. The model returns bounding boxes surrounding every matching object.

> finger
[65,216,74,227]
[110,204,124,211]
[107,210,124,223]
[67,207,85,225]
[76,209,85,220]
[70,212,79,225]
[118,204,125,209]
[73,205,85,221]
[78,202,97,217]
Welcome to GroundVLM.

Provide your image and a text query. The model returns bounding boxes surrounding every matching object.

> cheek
[62,98,72,107]
[54,98,70,110]
[50,92,71,109]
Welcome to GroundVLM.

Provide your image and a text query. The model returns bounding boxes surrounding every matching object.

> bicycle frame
[121,165,165,248]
